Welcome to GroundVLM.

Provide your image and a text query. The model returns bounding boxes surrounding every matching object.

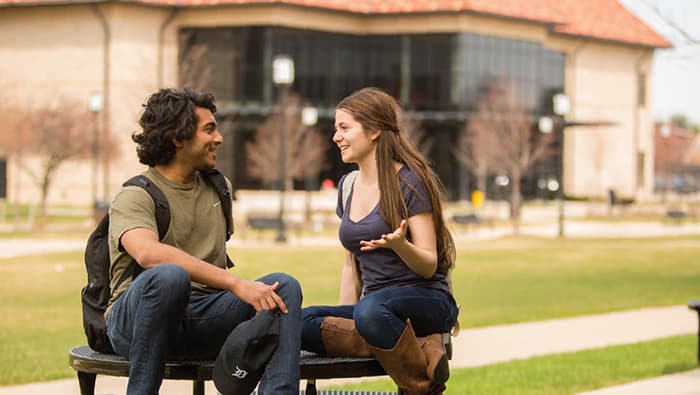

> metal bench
[667,209,687,221]
[452,213,485,233]
[245,215,304,240]
[453,214,479,226]
[688,300,700,365]
[247,216,283,232]
[69,336,452,395]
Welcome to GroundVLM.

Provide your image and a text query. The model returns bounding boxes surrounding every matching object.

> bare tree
[456,78,554,233]
[245,93,328,190]
[178,31,213,91]
[639,0,699,45]
[0,98,118,219]
[400,110,433,158]
[455,116,497,198]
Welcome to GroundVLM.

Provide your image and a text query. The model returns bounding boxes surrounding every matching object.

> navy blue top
[337,166,450,295]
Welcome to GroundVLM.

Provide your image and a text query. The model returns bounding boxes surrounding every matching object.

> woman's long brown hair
[337,87,455,275]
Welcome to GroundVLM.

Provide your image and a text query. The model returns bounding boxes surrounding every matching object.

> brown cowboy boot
[368,320,445,395]
[320,317,372,357]
[418,333,449,384]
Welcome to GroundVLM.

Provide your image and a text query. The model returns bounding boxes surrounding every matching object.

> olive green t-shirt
[106,168,232,316]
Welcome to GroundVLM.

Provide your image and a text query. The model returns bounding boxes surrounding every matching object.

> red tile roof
[547,0,671,48]
[1,0,671,48]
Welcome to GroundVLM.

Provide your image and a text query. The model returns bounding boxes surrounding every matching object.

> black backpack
[81,169,234,353]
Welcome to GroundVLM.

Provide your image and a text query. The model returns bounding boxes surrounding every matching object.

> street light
[301,105,319,228]
[301,105,318,127]
[272,55,294,243]
[659,123,672,202]
[88,92,103,220]
[552,93,570,237]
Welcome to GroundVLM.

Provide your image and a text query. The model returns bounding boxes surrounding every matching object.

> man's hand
[359,219,408,251]
[234,280,288,313]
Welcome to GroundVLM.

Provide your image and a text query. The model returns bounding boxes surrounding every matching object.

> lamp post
[552,93,570,238]
[272,55,294,243]
[88,92,103,220]
[301,105,319,227]
[659,123,672,202]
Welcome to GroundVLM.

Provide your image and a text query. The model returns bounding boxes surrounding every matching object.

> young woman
[301,87,458,395]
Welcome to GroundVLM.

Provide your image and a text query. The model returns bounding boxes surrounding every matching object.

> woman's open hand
[359,219,408,251]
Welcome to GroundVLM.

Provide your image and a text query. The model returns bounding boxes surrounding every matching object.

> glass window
[179,26,565,198]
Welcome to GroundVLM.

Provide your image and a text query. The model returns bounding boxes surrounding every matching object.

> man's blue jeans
[106,264,302,395]
[302,286,458,352]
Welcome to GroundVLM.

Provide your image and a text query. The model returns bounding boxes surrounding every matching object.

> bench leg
[696,312,700,366]
[305,379,317,395]
[77,372,96,395]
[193,379,204,395]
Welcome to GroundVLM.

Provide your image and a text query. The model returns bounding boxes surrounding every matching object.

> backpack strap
[123,175,170,240]
[111,175,171,292]
[200,168,235,269]
[200,168,234,241]
[339,170,363,296]
[340,170,359,214]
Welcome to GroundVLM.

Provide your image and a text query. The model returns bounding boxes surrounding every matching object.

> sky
[619,0,700,125]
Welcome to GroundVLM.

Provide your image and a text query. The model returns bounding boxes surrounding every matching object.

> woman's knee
[353,298,405,348]
[302,306,324,323]
[353,302,387,338]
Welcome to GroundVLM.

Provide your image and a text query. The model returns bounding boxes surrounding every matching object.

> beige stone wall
[0,3,657,207]
[0,4,104,206]
[546,37,655,200]
[99,3,174,192]
[0,4,169,206]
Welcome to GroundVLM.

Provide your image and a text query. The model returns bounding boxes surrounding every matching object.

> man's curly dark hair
[132,88,217,166]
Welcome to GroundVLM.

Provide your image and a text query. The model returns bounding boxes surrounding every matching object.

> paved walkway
[0,239,86,259]
[1,220,698,255]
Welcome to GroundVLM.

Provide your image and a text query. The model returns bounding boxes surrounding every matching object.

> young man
[106,88,302,395]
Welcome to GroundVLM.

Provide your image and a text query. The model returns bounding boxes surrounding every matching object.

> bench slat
[69,333,450,395]
[69,345,386,381]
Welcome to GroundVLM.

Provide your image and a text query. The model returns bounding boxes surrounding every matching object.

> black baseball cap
[213,310,280,395]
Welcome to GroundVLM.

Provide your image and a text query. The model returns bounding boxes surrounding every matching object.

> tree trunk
[39,157,60,220]
[510,169,522,235]
[476,162,488,200]
[39,169,52,219]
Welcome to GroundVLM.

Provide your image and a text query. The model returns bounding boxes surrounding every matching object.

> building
[0,0,670,207]
[654,123,700,195]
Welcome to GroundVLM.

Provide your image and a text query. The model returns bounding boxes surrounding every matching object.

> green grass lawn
[230,236,700,327]
[0,235,698,387]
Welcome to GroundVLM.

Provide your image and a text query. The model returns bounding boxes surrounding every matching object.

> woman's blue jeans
[302,286,458,353]
[106,264,302,395]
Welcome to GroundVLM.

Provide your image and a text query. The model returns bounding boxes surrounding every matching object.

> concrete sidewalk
[0,305,695,394]
[451,305,696,368]
[2,219,698,257]
[0,239,86,259]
